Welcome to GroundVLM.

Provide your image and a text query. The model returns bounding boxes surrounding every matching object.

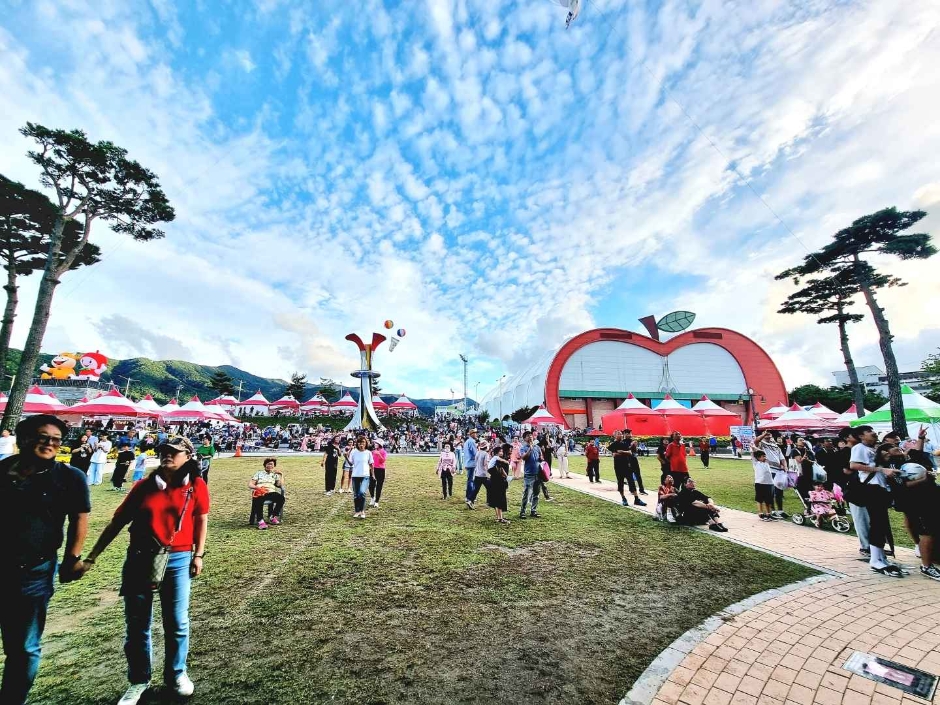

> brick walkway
[551,472,940,705]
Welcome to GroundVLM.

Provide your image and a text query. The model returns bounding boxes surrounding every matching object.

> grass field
[22,456,817,704]
[587,454,913,548]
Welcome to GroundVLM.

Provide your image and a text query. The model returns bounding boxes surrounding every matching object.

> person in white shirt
[89,435,112,486]
[752,450,774,521]
[0,429,15,460]
[349,436,374,519]
[849,425,901,577]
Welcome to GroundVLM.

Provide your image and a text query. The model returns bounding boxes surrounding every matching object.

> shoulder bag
[128,485,194,592]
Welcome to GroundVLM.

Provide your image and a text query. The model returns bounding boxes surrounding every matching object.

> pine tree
[286,372,307,401]
[318,377,339,402]
[209,370,235,396]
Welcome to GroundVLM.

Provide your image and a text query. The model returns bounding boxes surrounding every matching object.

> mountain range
[3,348,472,416]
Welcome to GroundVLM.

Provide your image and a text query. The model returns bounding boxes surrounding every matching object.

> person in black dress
[69,431,93,475]
[488,443,511,524]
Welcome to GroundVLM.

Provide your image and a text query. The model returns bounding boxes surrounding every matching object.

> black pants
[251,492,284,522]
[369,467,386,502]
[112,464,129,489]
[540,481,551,499]
[671,472,689,490]
[632,465,645,493]
[325,462,337,492]
[468,476,489,502]
[586,459,600,482]
[615,467,636,496]
[441,472,453,497]
[700,451,709,468]
[865,487,891,550]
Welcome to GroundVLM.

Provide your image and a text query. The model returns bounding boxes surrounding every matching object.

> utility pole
[176,384,183,400]
[474,381,481,407]
[236,380,244,402]
[459,354,468,414]
[123,377,136,397]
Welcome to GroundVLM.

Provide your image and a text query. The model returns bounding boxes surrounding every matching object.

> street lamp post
[497,375,506,422]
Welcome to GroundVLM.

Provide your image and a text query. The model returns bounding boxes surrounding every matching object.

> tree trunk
[1,219,67,431]
[853,255,907,437]
[835,307,866,416]
[0,266,19,386]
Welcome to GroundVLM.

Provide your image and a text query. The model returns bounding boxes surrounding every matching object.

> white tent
[136,394,162,413]
[237,390,271,416]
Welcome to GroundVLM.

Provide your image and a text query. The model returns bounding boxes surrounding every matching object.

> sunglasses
[35,434,64,447]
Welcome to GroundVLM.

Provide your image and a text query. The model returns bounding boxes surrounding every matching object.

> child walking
[131,448,148,482]
[752,449,775,522]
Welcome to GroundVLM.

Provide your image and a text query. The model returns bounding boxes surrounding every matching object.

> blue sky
[1,0,939,400]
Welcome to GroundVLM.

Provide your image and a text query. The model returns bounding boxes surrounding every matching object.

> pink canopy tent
[331,393,357,414]
[808,402,840,420]
[760,404,843,431]
[654,395,709,436]
[691,395,742,435]
[136,394,162,413]
[163,395,227,422]
[836,403,866,424]
[160,398,180,414]
[761,401,790,420]
[60,388,157,418]
[372,397,389,414]
[206,394,239,410]
[300,394,330,413]
[389,395,418,415]
[523,405,565,427]
[0,386,70,415]
[269,395,301,414]
[600,395,670,435]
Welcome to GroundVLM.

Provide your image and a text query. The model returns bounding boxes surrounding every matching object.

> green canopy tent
[851,385,940,446]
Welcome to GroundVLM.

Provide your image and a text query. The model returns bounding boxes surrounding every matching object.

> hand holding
[190,556,204,577]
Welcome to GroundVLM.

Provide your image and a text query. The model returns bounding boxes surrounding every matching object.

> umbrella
[761,404,843,431]
[60,388,156,418]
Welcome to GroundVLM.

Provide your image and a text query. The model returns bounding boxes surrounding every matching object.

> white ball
[898,462,927,482]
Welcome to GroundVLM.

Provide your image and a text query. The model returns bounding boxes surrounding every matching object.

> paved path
[550,472,940,705]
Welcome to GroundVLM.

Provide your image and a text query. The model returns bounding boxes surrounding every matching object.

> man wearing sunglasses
[0,414,91,705]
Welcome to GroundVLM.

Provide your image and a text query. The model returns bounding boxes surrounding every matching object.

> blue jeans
[123,551,191,685]
[455,449,463,474]
[520,475,541,516]
[0,559,55,705]
[352,476,370,513]
[468,475,489,502]
[88,461,105,485]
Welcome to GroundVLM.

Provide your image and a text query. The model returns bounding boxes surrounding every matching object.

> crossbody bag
[131,486,194,592]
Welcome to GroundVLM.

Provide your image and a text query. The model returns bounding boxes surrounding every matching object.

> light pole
[459,354,468,413]
[473,381,481,408]
[497,374,506,422]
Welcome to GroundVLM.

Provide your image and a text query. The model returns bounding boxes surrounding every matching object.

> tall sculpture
[344,332,386,431]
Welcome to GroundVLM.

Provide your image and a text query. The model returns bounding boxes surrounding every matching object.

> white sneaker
[666,512,677,524]
[173,672,194,697]
[915,543,921,559]
[118,683,149,705]
[373,502,380,509]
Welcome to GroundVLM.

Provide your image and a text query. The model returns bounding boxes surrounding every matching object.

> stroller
[790,482,851,533]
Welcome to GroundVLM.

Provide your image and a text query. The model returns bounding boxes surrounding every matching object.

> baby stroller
[790,484,851,533]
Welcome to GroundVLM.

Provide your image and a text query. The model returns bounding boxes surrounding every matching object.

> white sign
[730,425,755,450]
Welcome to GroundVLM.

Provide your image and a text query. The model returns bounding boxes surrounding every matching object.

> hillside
[4,348,471,414]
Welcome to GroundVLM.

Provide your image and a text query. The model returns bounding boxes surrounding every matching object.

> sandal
[871,565,905,578]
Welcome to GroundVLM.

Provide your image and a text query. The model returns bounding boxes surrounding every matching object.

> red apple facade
[480,327,787,431]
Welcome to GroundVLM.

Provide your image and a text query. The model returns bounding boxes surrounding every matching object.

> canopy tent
[760,404,843,431]
[237,390,270,415]
[0,386,70,415]
[163,395,228,422]
[160,398,180,414]
[691,395,743,435]
[136,394,162,413]
[600,396,670,436]
[300,394,330,413]
[522,405,565,427]
[206,394,239,410]
[586,429,607,436]
[389,395,418,415]
[851,385,940,446]
[808,402,840,421]
[331,393,358,414]
[372,397,389,414]
[269,395,301,414]
[653,395,709,436]
[836,403,866,424]
[59,388,157,418]
[761,402,791,420]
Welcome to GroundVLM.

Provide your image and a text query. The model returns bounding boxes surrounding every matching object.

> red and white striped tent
[761,401,790,420]
[161,398,180,414]
[759,404,843,431]
[237,390,270,415]
[389,394,418,416]
[0,386,70,415]
[136,394,162,413]
[300,394,330,414]
[331,393,358,415]
[269,395,301,415]
[523,405,564,427]
[808,402,840,420]
[836,403,866,424]
[163,395,230,422]
[60,388,157,418]
[372,397,389,415]
[206,394,239,410]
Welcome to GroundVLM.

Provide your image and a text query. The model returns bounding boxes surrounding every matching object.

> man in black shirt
[676,477,727,531]
[321,435,340,495]
[0,415,91,705]
[608,430,646,507]
[814,437,840,490]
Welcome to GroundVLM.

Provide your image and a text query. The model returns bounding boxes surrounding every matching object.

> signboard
[843,651,937,700]
[730,425,755,450]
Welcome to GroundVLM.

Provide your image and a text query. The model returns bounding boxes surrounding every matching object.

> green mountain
[4,348,472,414]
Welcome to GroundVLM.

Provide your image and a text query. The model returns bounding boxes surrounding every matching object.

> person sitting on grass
[656,474,678,523]
[752,450,775,522]
[676,477,727,532]
[249,458,284,529]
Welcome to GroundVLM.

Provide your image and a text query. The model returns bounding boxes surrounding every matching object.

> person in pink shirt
[369,439,388,508]
[509,437,522,482]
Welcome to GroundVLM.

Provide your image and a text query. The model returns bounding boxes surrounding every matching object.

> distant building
[831,366,936,397]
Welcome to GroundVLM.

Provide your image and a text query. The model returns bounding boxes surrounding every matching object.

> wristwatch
[63,554,81,565]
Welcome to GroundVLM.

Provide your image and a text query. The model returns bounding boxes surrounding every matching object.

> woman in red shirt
[80,437,209,705]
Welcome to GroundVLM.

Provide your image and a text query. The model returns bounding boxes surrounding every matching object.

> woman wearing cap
[79,437,209,704]
[369,439,388,509]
